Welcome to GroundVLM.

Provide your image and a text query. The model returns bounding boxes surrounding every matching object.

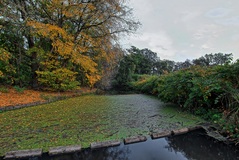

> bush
[0,86,9,93]
[156,66,208,108]
[36,68,79,91]
[130,64,239,144]
[131,75,159,94]
[13,86,25,93]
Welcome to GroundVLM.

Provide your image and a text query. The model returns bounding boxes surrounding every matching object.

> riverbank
[0,87,96,110]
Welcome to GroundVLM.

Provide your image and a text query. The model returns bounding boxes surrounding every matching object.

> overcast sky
[121,0,239,62]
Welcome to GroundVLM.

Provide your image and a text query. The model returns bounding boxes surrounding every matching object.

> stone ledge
[172,128,189,135]
[188,125,203,131]
[124,136,147,144]
[91,140,120,149]
[151,131,172,139]
[48,145,81,156]
[0,101,45,112]
[4,149,42,159]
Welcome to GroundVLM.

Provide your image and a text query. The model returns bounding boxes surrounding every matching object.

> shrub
[13,86,25,93]
[36,68,79,91]
[131,75,159,94]
[0,86,9,93]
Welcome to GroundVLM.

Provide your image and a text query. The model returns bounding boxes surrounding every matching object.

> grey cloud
[181,11,201,22]
[231,34,239,40]
[193,25,221,41]
[216,17,239,26]
[156,45,167,50]
[205,8,231,18]
[123,0,239,61]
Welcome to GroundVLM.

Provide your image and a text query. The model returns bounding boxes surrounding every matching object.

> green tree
[192,53,233,66]
[0,48,15,84]
[127,46,157,74]
[112,54,135,90]
[153,59,175,74]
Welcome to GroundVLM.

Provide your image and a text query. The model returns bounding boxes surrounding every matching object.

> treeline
[0,0,139,90]
[113,46,238,144]
[113,46,233,90]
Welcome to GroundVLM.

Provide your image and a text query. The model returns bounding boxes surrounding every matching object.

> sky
[121,0,239,62]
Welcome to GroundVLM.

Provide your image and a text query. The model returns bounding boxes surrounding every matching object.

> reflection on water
[167,130,238,160]
[11,130,239,160]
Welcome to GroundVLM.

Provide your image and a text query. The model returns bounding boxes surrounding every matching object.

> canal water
[38,130,239,160]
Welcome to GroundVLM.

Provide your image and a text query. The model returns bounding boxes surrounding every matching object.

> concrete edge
[90,140,121,149]
[172,128,189,136]
[188,125,203,131]
[151,131,172,139]
[48,145,81,156]
[150,126,205,140]
[4,149,42,159]
[124,136,147,145]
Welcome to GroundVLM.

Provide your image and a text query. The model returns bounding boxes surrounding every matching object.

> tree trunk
[27,36,38,88]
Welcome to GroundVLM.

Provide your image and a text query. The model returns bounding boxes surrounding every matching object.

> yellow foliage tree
[24,0,139,89]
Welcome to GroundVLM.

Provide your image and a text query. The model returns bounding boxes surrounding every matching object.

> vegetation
[0,87,95,108]
[130,62,239,144]
[111,46,238,144]
[0,94,203,156]
[0,0,139,90]
[113,46,233,90]
[0,0,237,153]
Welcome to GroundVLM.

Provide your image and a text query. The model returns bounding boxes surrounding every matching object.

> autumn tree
[0,0,139,90]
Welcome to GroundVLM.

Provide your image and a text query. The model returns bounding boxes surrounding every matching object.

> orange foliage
[0,87,95,108]
[27,18,101,87]
[25,0,130,88]
[0,88,45,108]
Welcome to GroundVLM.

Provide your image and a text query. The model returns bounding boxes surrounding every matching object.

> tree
[192,53,233,66]
[127,46,157,74]
[96,44,124,90]
[0,0,42,87]
[112,54,135,90]
[154,59,175,74]
[212,53,233,65]
[174,59,192,71]
[0,0,140,90]
[0,48,15,84]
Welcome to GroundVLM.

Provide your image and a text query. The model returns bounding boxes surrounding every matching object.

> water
[39,130,239,160]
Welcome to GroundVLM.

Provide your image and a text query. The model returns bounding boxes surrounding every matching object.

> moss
[0,94,203,156]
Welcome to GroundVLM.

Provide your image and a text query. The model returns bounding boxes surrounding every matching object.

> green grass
[0,94,204,156]
[0,87,9,93]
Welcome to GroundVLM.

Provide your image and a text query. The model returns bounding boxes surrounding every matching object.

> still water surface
[41,130,239,160]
